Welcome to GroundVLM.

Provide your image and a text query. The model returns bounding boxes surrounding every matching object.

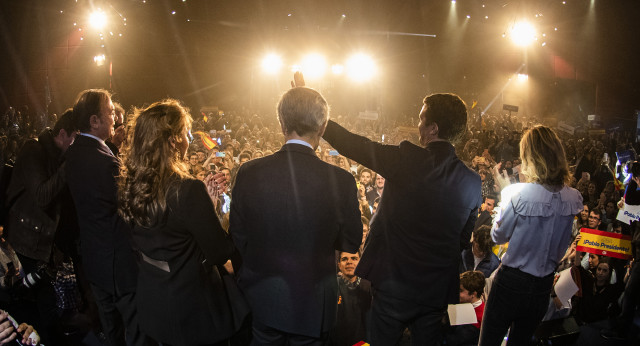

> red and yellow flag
[192,131,217,150]
[577,228,632,260]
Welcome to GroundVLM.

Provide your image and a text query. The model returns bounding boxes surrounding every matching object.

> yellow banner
[577,228,632,260]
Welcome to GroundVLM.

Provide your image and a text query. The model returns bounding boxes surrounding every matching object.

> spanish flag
[192,131,217,150]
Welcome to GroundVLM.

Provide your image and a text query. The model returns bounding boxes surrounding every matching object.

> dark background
[1,0,639,125]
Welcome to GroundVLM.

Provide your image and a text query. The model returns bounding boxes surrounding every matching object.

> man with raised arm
[316,71,481,345]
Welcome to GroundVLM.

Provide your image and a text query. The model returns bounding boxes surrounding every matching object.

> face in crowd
[595,262,610,283]
[360,171,372,186]
[580,204,589,223]
[375,175,385,190]
[588,253,600,270]
[189,153,198,166]
[482,198,496,213]
[587,211,601,229]
[459,285,477,304]
[338,252,360,281]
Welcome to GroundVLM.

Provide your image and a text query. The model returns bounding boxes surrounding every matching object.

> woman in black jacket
[119,99,242,346]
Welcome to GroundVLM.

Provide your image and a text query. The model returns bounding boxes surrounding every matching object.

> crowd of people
[0,72,639,346]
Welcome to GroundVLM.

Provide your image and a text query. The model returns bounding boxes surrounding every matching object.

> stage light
[94,54,106,66]
[510,21,536,47]
[89,10,107,30]
[300,53,327,79]
[261,54,283,74]
[331,64,344,75]
[346,54,376,82]
[517,73,528,82]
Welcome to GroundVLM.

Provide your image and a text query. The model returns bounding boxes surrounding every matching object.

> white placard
[617,202,640,225]
[447,303,478,326]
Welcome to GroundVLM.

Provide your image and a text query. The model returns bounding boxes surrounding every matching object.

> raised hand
[290,71,306,88]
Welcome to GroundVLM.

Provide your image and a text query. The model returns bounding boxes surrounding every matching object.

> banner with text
[577,228,632,260]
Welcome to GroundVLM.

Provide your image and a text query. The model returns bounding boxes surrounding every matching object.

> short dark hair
[52,108,76,137]
[460,271,485,298]
[473,225,495,256]
[422,93,468,143]
[483,194,497,204]
[73,89,111,132]
[239,151,252,161]
[359,167,373,178]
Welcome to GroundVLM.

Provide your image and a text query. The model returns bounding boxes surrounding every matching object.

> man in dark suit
[322,92,482,345]
[229,86,362,345]
[65,89,150,346]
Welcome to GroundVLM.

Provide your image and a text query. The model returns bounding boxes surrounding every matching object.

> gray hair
[277,87,329,137]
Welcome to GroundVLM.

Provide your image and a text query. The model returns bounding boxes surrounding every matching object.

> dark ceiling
[1,0,639,124]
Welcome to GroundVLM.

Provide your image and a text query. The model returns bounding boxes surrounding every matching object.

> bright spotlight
[300,53,327,80]
[94,54,106,66]
[89,10,107,30]
[517,73,529,82]
[346,54,375,82]
[261,54,283,74]
[331,64,344,75]
[510,21,536,46]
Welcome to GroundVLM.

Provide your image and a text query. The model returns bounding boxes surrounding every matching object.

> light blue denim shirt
[492,183,583,277]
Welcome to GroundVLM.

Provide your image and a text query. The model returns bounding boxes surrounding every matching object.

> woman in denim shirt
[479,126,583,346]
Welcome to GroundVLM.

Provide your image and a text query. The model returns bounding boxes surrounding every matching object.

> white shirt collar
[286,139,313,149]
[79,132,105,144]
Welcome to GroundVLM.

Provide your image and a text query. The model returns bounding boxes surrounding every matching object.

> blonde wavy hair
[118,99,192,227]
[519,125,571,186]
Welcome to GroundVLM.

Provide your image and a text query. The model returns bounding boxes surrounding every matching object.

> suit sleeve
[323,120,401,180]
[228,166,248,257]
[460,207,477,251]
[336,175,363,253]
[18,141,66,209]
[181,180,234,265]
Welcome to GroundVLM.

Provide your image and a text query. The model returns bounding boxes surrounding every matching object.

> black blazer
[132,179,238,346]
[323,120,482,306]
[65,135,137,294]
[229,143,362,338]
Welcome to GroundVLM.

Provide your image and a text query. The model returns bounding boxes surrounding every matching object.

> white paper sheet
[554,268,579,308]
[447,303,478,326]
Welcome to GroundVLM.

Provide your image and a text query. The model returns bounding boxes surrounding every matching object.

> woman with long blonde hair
[479,125,583,346]
[119,99,240,346]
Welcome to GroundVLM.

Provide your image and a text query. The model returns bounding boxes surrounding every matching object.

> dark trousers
[478,266,553,346]
[251,321,328,346]
[90,283,155,346]
[368,289,445,346]
[616,259,640,337]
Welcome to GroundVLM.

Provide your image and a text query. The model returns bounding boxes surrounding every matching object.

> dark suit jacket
[133,179,238,346]
[323,120,482,306]
[65,134,137,294]
[229,143,362,338]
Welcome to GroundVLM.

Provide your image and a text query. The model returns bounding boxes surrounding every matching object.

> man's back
[230,143,361,338]
[323,122,482,305]
[65,135,137,293]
